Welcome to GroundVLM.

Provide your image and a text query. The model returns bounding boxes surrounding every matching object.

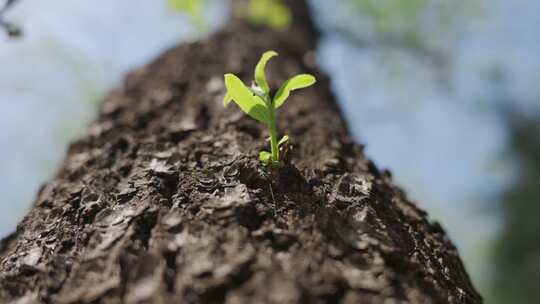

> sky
[312,0,540,290]
[0,0,226,235]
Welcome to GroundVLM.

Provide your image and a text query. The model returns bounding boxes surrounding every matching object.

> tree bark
[0,1,481,303]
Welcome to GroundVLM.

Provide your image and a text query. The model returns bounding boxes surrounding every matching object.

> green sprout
[224,50,316,168]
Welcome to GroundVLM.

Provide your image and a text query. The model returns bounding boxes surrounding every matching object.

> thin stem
[265,95,279,162]
[269,123,279,162]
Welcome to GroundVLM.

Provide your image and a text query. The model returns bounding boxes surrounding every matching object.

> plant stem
[269,123,279,162]
[265,96,279,162]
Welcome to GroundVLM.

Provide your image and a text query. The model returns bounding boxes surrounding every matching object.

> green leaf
[168,0,206,31]
[267,1,292,30]
[223,91,233,106]
[244,0,292,30]
[254,50,278,96]
[273,74,316,109]
[224,74,270,124]
[277,135,289,147]
[259,151,272,165]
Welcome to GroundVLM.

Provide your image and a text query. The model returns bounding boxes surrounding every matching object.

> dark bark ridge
[0,2,481,303]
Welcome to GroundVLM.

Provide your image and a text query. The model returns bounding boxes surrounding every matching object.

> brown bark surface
[0,1,481,303]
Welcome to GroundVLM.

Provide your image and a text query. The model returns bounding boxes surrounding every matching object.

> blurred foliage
[240,0,291,30]
[491,114,540,303]
[345,0,484,41]
[349,0,428,41]
[168,0,207,31]
[336,0,485,85]
[168,0,291,31]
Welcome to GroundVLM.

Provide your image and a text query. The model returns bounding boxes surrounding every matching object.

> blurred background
[0,0,539,302]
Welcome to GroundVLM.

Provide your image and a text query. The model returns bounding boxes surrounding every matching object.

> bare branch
[0,0,21,38]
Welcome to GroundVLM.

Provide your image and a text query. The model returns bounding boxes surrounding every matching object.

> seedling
[223,50,316,168]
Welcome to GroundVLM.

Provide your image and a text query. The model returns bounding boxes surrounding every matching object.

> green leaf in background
[349,0,427,37]
[274,74,316,109]
[265,1,292,30]
[254,50,278,95]
[244,0,292,30]
[168,0,206,31]
[224,73,270,124]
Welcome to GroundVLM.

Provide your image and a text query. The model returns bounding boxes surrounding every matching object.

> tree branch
[0,0,21,38]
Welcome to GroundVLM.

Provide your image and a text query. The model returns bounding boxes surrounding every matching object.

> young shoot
[223,50,316,168]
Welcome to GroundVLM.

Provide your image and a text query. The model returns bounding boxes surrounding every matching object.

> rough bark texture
[0,1,481,303]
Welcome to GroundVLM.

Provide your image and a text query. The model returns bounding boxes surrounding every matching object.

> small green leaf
[224,74,270,124]
[277,135,289,147]
[273,74,316,109]
[254,50,278,96]
[259,151,272,165]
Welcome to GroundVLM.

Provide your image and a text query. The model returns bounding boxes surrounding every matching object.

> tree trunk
[0,1,481,303]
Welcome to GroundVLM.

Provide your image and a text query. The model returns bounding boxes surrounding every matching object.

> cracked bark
[0,1,481,303]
